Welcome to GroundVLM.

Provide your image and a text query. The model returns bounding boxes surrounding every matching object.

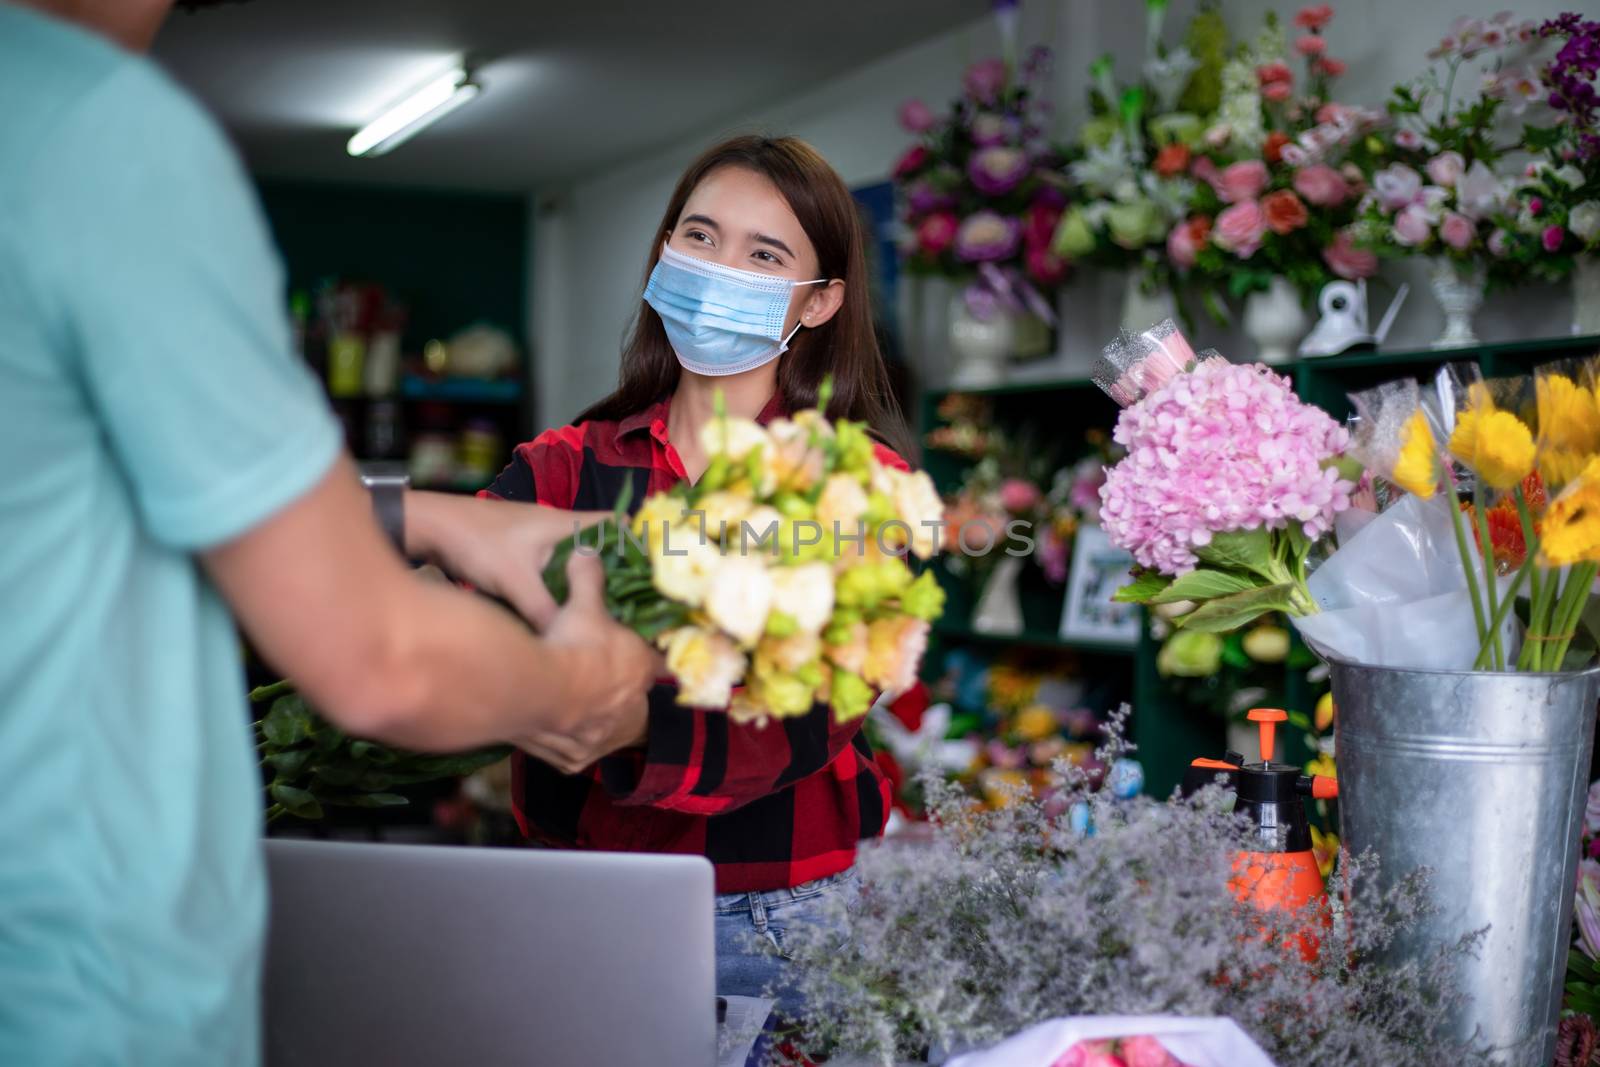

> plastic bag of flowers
[771,712,1489,1067]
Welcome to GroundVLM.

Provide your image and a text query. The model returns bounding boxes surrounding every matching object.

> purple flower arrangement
[893,46,1071,322]
[1543,13,1600,162]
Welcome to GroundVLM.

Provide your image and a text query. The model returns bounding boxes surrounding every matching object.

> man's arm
[205,456,655,773]
[402,490,609,630]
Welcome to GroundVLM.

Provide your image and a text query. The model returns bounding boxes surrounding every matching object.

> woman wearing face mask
[482,135,914,1016]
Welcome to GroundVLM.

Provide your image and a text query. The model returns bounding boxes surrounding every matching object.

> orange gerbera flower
[1521,470,1547,512]
[1466,495,1539,572]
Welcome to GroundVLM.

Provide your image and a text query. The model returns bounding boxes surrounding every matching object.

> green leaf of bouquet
[249,679,296,705]
[1177,584,1297,633]
[1194,528,1276,579]
[1148,568,1258,605]
[1570,952,1600,983]
[260,695,311,748]
[265,749,312,779]
[346,792,410,809]
[1111,570,1171,604]
[268,782,324,820]
[310,762,362,787]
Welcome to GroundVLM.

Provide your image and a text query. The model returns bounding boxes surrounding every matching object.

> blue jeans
[714,868,857,1026]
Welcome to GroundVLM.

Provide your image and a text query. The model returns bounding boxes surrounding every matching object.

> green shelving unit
[922,332,1600,796]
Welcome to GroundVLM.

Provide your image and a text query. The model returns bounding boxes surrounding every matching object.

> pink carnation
[1323,229,1377,279]
[898,99,937,134]
[1293,164,1350,207]
[1213,201,1269,258]
[1295,34,1327,56]
[1215,160,1270,204]
[1439,211,1476,252]
[1100,358,1354,575]
[999,478,1043,513]
[1121,1036,1178,1067]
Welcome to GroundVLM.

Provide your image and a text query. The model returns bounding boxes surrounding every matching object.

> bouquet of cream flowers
[541,383,947,724]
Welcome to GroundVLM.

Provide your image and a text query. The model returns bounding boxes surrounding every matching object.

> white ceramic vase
[1575,257,1600,337]
[972,555,1025,635]
[948,292,1014,388]
[1428,258,1486,349]
[1243,276,1308,365]
[1120,272,1179,334]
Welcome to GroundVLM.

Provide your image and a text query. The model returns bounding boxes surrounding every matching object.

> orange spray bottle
[1180,708,1339,959]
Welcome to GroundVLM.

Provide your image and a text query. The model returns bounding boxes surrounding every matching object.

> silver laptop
[263,838,716,1066]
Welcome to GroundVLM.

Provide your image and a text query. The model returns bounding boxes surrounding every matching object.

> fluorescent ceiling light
[347,66,478,157]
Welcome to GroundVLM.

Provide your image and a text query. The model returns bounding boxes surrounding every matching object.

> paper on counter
[716,995,775,1067]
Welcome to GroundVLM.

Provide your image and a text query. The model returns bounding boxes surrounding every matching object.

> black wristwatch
[360,469,409,555]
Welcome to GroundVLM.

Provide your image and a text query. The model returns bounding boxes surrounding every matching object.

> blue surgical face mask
[643,244,828,376]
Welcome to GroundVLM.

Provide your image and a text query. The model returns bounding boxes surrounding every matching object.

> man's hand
[405,492,609,630]
[509,552,661,774]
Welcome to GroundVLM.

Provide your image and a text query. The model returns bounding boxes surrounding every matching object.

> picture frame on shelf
[1059,523,1139,647]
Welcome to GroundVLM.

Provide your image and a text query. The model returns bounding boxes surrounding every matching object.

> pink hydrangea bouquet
[1094,321,1355,632]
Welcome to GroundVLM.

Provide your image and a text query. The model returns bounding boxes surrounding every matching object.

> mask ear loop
[784,278,833,346]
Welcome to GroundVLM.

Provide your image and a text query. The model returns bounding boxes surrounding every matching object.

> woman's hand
[404,491,610,629]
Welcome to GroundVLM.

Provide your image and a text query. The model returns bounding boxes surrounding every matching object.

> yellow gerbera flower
[1540,458,1600,567]
[1535,375,1600,489]
[1391,409,1440,498]
[1449,407,1537,491]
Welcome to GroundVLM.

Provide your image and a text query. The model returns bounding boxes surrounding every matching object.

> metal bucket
[1329,661,1600,1066]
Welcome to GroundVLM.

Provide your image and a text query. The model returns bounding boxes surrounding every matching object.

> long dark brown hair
[576,135,912,458]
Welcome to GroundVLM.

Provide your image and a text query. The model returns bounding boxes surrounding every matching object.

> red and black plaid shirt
[481,393,902,893]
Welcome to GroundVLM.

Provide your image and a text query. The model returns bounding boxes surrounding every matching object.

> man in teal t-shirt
[0,3,662,1064]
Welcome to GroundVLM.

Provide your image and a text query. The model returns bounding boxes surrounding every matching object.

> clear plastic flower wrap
[1295,492,1519,669]
[1093,318,1225,408]
[1294,372,1504,669]
[1296,359,1600,673]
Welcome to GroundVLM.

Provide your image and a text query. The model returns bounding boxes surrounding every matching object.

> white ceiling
[153,0,985,192]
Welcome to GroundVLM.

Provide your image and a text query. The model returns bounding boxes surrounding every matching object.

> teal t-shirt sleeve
[28,60,342,551]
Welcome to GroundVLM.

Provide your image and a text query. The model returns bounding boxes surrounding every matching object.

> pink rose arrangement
[1096,322,1353,631]
[1350,13,1552,279]
[1355,156,1511,262]
[1170,6,1377,307]
[894,47,1070,325]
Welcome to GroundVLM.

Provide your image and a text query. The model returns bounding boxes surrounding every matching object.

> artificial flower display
[1171,6,1381,308]
[1351,13,1549,280]
[1052,0,1222,290]
[893,46,1070,327]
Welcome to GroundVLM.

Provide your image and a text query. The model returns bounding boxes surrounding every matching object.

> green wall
[254,180,530,356]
